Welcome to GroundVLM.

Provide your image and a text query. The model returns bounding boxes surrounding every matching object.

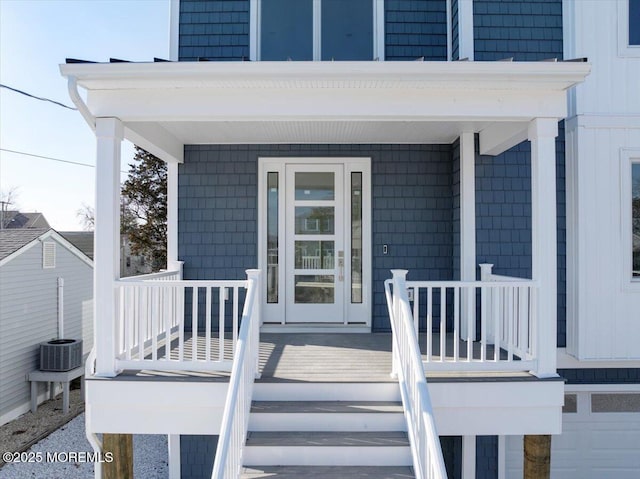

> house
[0,210,51,229]
[0,228,93,426]
[59,0,639,478]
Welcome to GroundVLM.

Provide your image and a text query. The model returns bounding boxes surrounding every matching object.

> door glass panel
[295,275,335,303]
[295,207,335,234]
[267,172,279,302]
[295,241,335,269]
[351,172,363,303]
[295,172,335,200]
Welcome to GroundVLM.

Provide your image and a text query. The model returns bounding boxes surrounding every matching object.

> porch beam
[479,122,529,156]
[94,117,122,378]
[124,122,184,164]
[529,118,559,378]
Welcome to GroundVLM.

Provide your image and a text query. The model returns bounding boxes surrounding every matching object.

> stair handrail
[211,269,261,479]
[385,270,448,479]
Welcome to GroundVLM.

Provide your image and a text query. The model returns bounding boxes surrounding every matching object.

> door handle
[338,251,344,282]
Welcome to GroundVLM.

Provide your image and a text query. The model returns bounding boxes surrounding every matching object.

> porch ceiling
[60,61,590,161]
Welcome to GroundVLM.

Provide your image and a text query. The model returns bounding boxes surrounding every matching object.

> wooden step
[240,465,415,478]
[249,401,406,432]
[243,431,412,466]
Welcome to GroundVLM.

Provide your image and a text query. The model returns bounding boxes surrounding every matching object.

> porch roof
[60,60,590,162]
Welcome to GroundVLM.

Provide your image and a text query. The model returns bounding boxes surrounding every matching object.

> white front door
[285,164,344,323]
[259,158,371,327]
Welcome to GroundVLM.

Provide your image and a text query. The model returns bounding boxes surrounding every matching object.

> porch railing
[386,269,538,373]
[211,270,261,479]
[114,270,250,372]
[385,270,447,479]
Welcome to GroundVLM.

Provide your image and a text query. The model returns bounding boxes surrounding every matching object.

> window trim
[250,0,385,61]
[618,0,640,57]
[620,149,640,290]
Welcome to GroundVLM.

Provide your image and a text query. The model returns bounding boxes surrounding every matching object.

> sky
[0,0,171,230]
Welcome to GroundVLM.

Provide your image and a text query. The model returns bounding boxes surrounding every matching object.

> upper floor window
[256,0,379,61]
[630,0,640,45]
[633,162,640,278]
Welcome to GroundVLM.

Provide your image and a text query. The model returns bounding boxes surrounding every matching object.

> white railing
[385,270,447,479]
[211,270,261,479]
[388,268,538,373]
[114,270,249,372]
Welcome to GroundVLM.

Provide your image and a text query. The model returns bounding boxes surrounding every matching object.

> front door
[285,164,344,322]
[260,157,371,327]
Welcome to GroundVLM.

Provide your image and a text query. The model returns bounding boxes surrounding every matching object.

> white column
[460,132,476,340]
[94,117,123,378]
[529,118,559,378]
[458,0,475,61]
[166,161,181,273]
[462,435,476,479]
[168,434,181,479]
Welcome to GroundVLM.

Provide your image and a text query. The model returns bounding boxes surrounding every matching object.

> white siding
[565,0,640,117]
[0,237,93,424]
[564,0,640,360]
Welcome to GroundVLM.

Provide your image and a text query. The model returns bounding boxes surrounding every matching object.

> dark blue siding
[559,368,640,384]
[440,436,462,479]
[476,436,498,479]
[473,0,563,62]
[385,0,448,60]
[473,0,566,346]
[179,0,250,61]
[180,435,217,479]
[178,144,454,331]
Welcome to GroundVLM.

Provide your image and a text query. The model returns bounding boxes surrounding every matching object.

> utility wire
[0,148,129,174]
[0,83,77,110]
[1,148,93,168]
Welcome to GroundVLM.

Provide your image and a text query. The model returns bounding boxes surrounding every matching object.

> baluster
[493,287,500,361]
[439,288,446,362]
[480,285,487,361]
[453,286,460,362]
[426,287,432,361]
[164,286,171,361]
[178,285,185,362]
[151,287,158,361]
[233,287,239,356]
[138,287,145,360]
[219,287,226,361]
[206,287,212,361]
[506,286,513,361]
[192,287,199,361]
[467,286,474,362]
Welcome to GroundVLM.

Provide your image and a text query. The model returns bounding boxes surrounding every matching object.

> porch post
[166,161,182,274]
[94,118,123,378]
[460,131,476,340]
[528,118,558,378]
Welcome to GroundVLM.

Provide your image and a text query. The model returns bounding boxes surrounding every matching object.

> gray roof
[59,231,94,259]
[0,228,50,261]
[1,211,50,229]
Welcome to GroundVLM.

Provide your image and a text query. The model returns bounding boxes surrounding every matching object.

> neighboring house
[0,229,93,426]
[0,211,50,229]
[59,1,639,478]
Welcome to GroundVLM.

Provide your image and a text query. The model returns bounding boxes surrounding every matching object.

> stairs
[240,383,414,478]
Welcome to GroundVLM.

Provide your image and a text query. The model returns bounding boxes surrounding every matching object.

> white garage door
[506,391,640,478]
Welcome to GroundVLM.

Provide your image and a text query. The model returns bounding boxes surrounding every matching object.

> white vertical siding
[0,238,93,424]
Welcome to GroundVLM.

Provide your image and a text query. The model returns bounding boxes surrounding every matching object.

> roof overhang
[60,61,591,161]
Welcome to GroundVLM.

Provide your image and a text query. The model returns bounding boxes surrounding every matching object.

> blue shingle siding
[180,435,217,479]
[385,0,448,60]
[440,436,462,479]
[559,368,640,384]
[473,0,566,346]
[473,0,563,62]
[179,0,250,61]
[179,144,454,331]
[476,436,498,479]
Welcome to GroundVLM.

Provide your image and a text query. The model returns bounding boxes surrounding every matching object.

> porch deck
[121,332,532,382]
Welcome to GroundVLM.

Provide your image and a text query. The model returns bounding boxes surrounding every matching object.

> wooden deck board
[120,332,532,382]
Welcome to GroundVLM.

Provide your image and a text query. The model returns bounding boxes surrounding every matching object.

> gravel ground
[0,383,168,478]
[1,412,168,478]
